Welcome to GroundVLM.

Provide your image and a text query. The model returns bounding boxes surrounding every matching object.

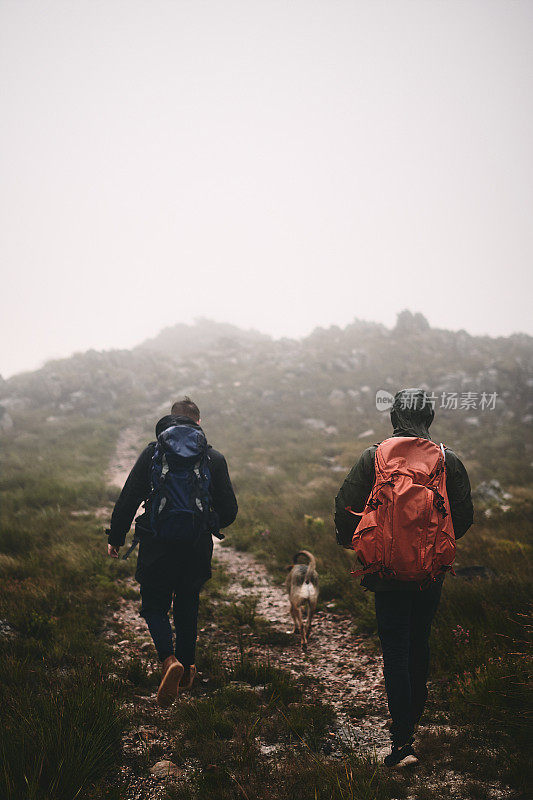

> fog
[1,0,532,377]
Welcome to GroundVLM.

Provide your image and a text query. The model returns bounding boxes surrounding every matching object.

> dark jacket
[108,415,238,589]
[334,430,474,591]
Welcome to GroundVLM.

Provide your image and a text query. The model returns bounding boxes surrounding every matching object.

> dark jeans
[140,583,200,667]
[374,581,443,746]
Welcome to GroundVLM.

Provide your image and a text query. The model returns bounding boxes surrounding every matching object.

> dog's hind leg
[305,600,317,641]
[288,602,299,635]
[297,604,308,650]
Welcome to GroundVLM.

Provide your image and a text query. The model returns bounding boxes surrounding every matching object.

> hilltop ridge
[1,311,531,486]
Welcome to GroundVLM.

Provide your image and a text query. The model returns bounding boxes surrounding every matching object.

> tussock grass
[216,596,295,646]
[122,656,158,689]
[0,414,128,799]
[0,665,125,800]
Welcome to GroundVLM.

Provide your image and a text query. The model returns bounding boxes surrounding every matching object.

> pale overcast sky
[1,0,532,377]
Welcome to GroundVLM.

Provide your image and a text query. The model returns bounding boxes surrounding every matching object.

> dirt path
[213,540,390,753]
[107,426,146,488]
[104,551,389,798]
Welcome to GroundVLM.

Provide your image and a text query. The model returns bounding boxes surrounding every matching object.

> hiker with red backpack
[107,397,238,707]
[335,388,473,766]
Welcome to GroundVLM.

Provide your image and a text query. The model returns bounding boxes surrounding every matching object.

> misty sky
[1,0,532,378]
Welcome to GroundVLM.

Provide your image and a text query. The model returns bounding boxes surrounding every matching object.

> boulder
[474,479,512,505]
[304,418,326,430]
[329,389,346,405]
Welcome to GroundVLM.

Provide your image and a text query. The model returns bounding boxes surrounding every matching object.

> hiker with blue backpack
[335,388,473,767]
[107,397,238,707]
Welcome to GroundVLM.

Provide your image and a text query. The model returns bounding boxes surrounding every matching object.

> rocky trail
[102,430,515,800]
[212,542,389,748]
[103,551,390,799]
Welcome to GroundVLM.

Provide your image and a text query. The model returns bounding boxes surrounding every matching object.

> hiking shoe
[384,741,418,768]
[157,656,184,709]
[179,664,196,692]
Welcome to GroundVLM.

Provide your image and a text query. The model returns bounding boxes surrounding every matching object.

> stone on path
[150,760,182,779]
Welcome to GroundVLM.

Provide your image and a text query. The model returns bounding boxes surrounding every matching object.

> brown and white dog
[285,550,319,650]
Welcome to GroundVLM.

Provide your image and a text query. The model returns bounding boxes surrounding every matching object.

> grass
[165,753,407,800]
[0,664,125,800]
[0,413,130,799]
[122,656,159,689]
[216,596,295,647]
[168,653,401,800]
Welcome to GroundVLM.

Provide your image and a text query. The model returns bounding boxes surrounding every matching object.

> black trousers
[374,581,443,746]
[140,583,200,667]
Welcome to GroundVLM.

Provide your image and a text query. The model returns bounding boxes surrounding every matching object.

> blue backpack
[149,423,211,545]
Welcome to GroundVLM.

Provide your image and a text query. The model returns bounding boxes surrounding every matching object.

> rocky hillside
[1,311,532,486]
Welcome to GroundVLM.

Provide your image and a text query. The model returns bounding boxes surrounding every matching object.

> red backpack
[348,437,456,585]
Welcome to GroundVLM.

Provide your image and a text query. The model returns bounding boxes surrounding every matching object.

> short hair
[171,396,200,422]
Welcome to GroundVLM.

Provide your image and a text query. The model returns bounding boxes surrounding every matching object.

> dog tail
[293,550,316,583]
